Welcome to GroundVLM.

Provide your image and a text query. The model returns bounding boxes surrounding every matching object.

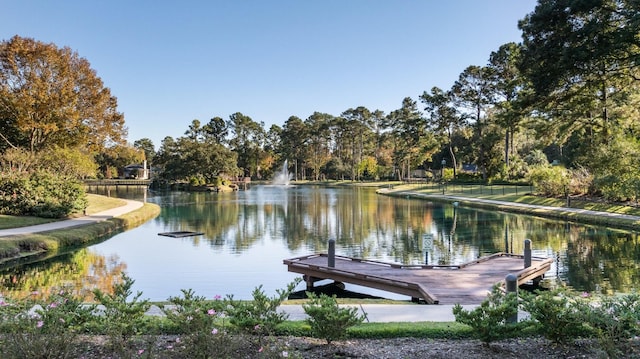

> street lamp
[441,159,446,179]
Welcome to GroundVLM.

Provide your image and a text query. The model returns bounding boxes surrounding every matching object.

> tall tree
[488,42,527,167]
[227,112,265,178]
[519,0,640,166]
[341,106,375,180]
[421,87,463,178]
[133,138,155,165]
[304,112,333,181]
[280,116,308,181]
[202,116,228,144]
[386,97,434,180]
[452,66,496,180]
[0,35,126,153]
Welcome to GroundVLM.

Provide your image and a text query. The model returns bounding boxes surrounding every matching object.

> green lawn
[0,194,127,230]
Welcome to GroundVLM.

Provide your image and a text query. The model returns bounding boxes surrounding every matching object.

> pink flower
[214,295,222,300]
[49,302,58,308]
[36,321,44,328]
[581,292,590,298]
[138,349,145,355]
[207,309,216,316]
[254,324,261,331]
[31,291,39,296]
[211,328,218,335]
[259,347,263,353]
[0,300,7,307]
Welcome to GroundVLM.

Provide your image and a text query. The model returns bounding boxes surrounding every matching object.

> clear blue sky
[3,1,537,149]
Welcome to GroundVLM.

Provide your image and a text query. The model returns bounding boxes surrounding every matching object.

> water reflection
[1,186,639,300]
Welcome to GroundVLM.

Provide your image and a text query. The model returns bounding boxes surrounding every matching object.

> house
[123,161,150,179]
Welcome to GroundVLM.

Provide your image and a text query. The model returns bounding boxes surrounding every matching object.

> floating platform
[283,253,553,304]
[158,231,204,238]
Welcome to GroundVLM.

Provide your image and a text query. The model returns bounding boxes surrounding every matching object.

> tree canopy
[0,35,126,154]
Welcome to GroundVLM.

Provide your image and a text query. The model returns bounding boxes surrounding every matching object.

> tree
[94,144,145,179]
[304,112,333,181]
[340,107,375,181]
[133,138,155,165]
[387,97,435,180]
[488,42,528,168]
[518,0,640,168]
[227,112,266,178]
[202,116,228,144]
[279,116,308,181]
[452,66,496,180]
[421,87,463,179]
[0,35,126,154]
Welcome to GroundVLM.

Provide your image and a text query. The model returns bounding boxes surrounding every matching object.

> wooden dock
[283,253,553,304]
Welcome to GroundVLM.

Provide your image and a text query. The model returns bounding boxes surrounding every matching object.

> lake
[1,185,639,301]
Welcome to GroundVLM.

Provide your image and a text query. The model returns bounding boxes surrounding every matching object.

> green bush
[452,284,523,344]
[0,288,95,358]
[161,289,233,357]
[528,165,569,197]
[520,288,590,344]
[91,273,151,355]
[224,278,301,336]
[302,292,365,344]
[0,170,87,218]
[582,293,640,358]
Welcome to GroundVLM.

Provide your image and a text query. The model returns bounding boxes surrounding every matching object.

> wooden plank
[284,253,552,304]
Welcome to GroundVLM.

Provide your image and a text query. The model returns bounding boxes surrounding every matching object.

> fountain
[272,160,292,185]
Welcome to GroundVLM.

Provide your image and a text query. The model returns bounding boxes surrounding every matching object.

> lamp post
[441,159,446,194]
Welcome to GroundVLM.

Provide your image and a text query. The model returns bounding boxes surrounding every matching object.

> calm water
[1,185,639,301]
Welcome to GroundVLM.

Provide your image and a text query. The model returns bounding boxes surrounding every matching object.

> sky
[3,1,538,149]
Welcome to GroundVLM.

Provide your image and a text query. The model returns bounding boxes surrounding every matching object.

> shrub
[162,289,232,357]
[582,292,640,358]
[452,284,523,344]
[224,278,301,336]
[528,165,569,197]
[520,288,590,344]
[91,273,151,355]
[302,292,365,344]
[0,289,95,359]
[0,170,87,218]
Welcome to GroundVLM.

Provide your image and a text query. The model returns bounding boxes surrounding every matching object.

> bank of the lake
[0,200,160,265]
[377,184,640,231]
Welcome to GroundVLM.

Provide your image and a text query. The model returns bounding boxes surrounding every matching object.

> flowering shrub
[0,289,95,358]
[224,278,301,336]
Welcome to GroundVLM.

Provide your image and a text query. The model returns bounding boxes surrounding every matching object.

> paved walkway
[0,199,143,237]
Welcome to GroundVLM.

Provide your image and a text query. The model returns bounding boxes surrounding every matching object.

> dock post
[328,239,335,268]
[524,239,532,268]
[505,273,518,323]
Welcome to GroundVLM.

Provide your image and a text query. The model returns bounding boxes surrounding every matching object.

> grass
[0,214,57,230]
[83,194,128,215]
[381,182,640,230]
[0,194,128,229]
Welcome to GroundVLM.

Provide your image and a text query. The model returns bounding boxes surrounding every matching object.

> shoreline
[377,187,640,231]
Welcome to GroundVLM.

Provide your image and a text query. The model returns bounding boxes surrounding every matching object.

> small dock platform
[284,253,553,304]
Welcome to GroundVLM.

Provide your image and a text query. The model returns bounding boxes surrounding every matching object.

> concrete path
[0,199,143,237]
[143,303,481,322]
